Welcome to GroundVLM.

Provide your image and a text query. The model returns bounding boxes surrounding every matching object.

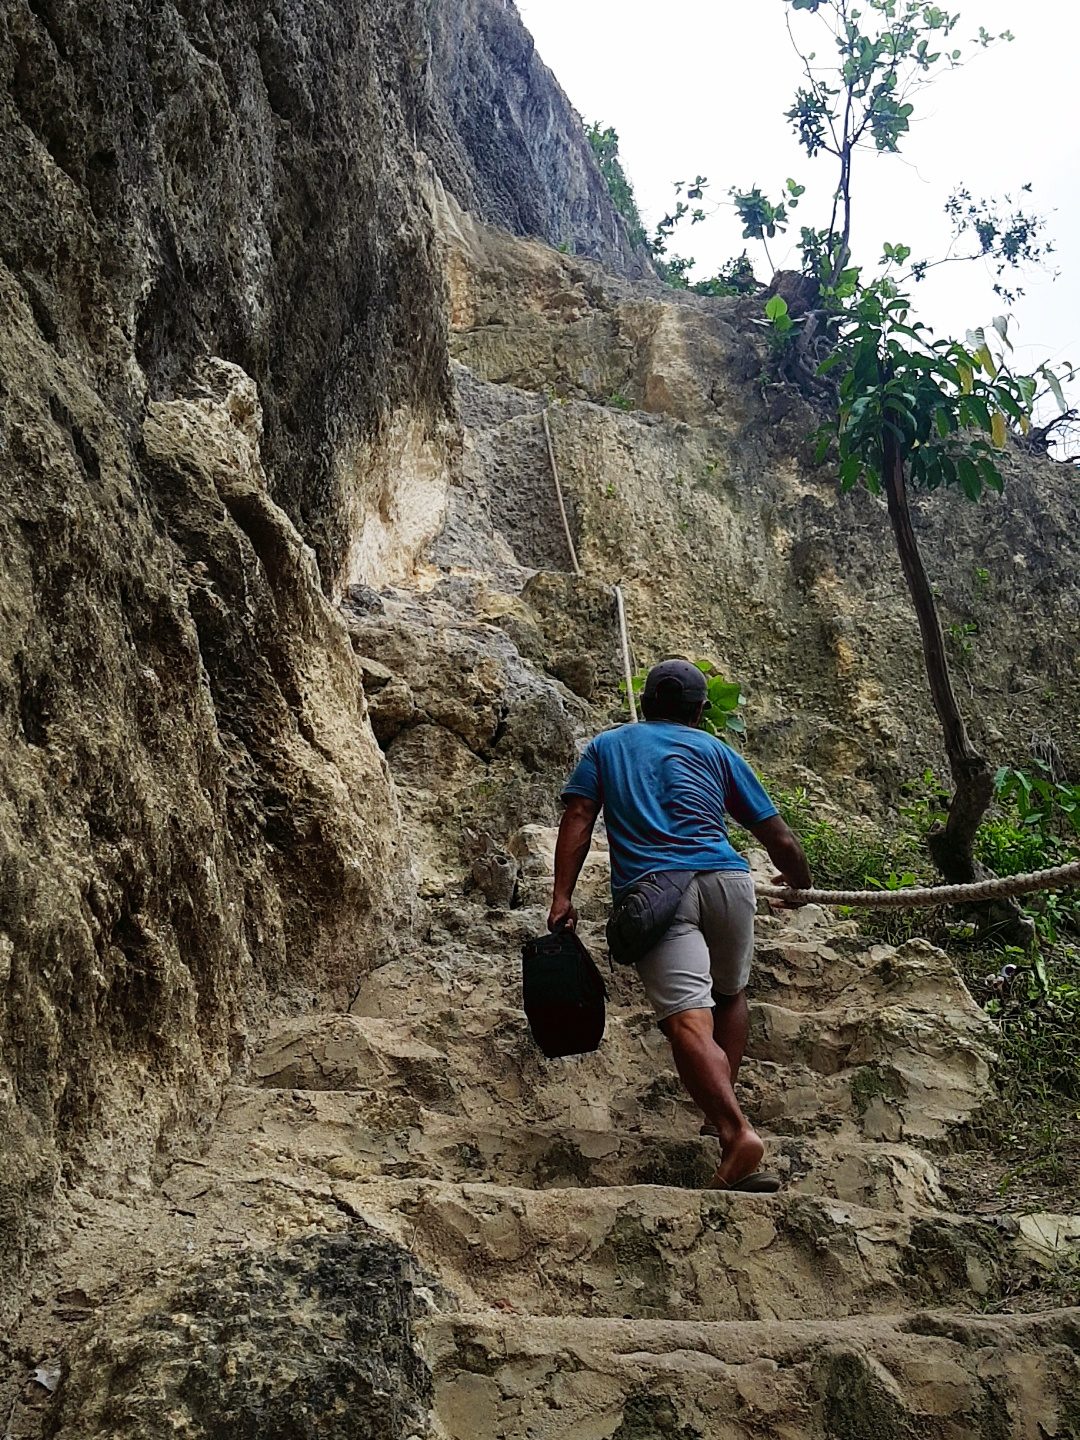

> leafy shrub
[586,123,648,250]
[620,661,746,740]
[691,252,760,298]
[902,762,1080,948]
[769,783,933,943]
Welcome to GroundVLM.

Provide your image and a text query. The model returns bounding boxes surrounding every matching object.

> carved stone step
[250,987,993,1144]
[422,1309,1080,1440]
[334,1178,1033,1323]
[213,1085,948,1209]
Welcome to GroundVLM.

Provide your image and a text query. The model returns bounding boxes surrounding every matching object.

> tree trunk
[880,427,993,882]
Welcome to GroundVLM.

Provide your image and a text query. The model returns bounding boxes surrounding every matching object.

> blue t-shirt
[562,721,778,894]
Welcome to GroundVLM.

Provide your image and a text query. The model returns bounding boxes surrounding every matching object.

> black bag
[606,870,697,966]
[522,924,607,1059]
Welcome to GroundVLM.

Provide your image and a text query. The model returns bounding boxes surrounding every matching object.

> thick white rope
[756,859,1080,908]
[541,406,637,724]
[613,584,638,725]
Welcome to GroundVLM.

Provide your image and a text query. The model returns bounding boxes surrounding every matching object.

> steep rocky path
[7,291,1078,1440]
[164,858,1080,1437]
[8,569,1077,1436]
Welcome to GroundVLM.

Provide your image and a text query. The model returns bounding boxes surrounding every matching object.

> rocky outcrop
[0,341,414,1317]
[0,0,456,1317]
[0,0,657,1306]
[424,0,647,276]
[435,193,1080,805]
[11,877,1075,1438]
[50,1229,432,1440]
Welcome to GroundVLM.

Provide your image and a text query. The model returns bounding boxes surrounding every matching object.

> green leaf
[764,295,790,323]
[994,390,1025,424]
[707,678,743,711]
[962,395,992,431]
[978,456,1004,493]
[1045,368,1068,413]
[957,457,982,500]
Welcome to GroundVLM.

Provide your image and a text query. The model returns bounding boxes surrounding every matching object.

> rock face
[2,0,1079,1432]
[424,0,647,276]
[436,193,1080,804]
[0,0,637,1338]
[50,1229,433,1440]
[18,887,1076,1439]
[0,0,457,1316]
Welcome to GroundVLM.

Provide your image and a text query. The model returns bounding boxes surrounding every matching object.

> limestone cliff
[1,0,1079,1429]
[424,0,648,275]
[434,196,1080,803]
[0,0,641,1320]
[0,0,445,1310]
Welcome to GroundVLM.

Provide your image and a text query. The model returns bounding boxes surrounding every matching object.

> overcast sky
[516,0,1079,418]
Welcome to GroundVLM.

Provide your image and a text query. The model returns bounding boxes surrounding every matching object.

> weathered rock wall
[436,196,1080,809]
[0,0,462,1316]
[424,0,647,276]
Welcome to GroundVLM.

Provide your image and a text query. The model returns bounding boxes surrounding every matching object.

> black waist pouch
[606,870,697,966]
[522,925,607,1059]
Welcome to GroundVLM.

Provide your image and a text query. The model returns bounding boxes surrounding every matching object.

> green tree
[823,297,1054,889]
[735,1,1073,909]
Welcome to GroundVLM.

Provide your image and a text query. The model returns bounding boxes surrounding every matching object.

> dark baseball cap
[642,658,708,702]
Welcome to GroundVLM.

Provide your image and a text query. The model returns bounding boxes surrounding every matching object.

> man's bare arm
[749,815,813,892]
[549,795,600,931]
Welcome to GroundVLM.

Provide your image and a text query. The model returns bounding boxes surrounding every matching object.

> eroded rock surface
[19,886,1072,1438]
[436,191,1080,808]
[50,1229,432,1440]
[2,0,1079,1433]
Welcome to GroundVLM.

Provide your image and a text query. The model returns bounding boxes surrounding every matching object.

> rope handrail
[540,405,639,725]
[613,584,638,724]
[755,859,1080,908]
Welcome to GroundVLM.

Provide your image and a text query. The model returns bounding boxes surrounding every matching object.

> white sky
[517,0,1079,413]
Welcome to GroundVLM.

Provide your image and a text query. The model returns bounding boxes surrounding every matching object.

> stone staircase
[178,887,1079,1438]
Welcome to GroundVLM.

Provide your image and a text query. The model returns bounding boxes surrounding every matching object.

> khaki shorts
[634,871,756,1024]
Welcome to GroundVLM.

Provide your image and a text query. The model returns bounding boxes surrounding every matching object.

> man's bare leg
[699,990,750,1139]
[661,1007,764,1186]
[712,989,749,1083]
